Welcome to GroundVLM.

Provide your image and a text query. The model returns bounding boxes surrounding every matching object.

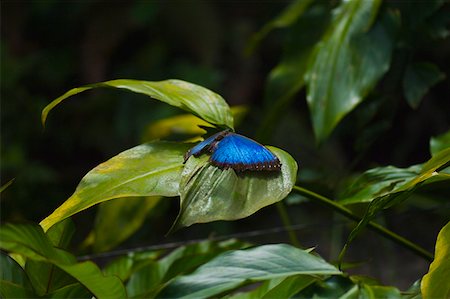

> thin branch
[292,185,433,262]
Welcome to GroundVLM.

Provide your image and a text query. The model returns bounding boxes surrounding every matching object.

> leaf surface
[403,62,445,108]
[174,146,297,229]
[160,244,340,299]
[0,223,126,299]
[40,142,190,231]
[305,0,396,141]
[421,221,450,299]
[0,253,35,298]
[42,79,234,129]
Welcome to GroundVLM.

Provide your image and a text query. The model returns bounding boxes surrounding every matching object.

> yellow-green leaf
[421,221,450,299]
[40,142,190,231]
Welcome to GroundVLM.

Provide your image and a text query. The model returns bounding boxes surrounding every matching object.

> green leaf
[0,223,127,299]
[103,250,162,282]
[40,141,191,231]
[296,276,402,299]
[430,130,450,156]
[340,148,450,262]
[229,275,316,299]
[0,253,35,298]
[46,283,91,298]
[403,63,445,109]
[174,146,297,229]
[339,165,422,205]
[421,221,450,299]
[246,0,314,54]
[104,239,248,298]
[305,1,397,141]
[26,219,76,296]
[160,244,340,299]
[42,79,234,129]
[89,196,162,252]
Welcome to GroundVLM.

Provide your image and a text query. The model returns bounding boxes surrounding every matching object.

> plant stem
[292,185,433,262]
[276,202,302,248]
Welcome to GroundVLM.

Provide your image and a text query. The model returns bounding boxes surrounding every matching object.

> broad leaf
[430,129,450,156]
[174,146,297,229]
[26,219,76,296]
[159,244,340,299]
[403,62,445,109]
[340,148,450,262]
[305,1,397,141]
[246,0,314,54]
[46,283,91,299]
[103,250,162,282]
[124,239,248,298]
[421,221,450,299]
[339,165,422,205]
[0,223,126,299]
[229,275,316,299]
[42,79,234,129]
[40,141,191,231]
[0,253,35,298]
[296,276,402,299]
[89,196,162,252]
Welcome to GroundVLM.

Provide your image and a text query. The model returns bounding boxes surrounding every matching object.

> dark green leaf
[257,4,331,141]
[421,221,450,299]
[0,223,127,299]
[305,1,397,141]
[297,276,402,299]
[42,79,234,129]
[103,250,161,282]
[125,239,248,298]
[0,253,35,299]
[246,0,314,54]
[25,219,76,296]
[229,275,316,299]
[160,244,340,299]
[339,165,421,205]
[40,141,191,231]
[430,130,450,156]
[264,4,330,105]
[403,63,445,108]
[340,148,450,262]
[45,283,91,299]
[174,146,297,229]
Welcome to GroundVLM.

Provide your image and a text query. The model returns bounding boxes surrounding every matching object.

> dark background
[1,0,449,289]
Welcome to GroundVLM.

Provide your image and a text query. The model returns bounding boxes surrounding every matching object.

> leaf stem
[276,202,302,248]
[292,185,433,262]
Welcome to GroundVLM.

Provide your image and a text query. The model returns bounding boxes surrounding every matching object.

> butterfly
[184,130,282,172]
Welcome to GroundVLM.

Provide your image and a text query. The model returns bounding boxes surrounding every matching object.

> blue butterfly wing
[184,131,228,162]
[210,134,281,171]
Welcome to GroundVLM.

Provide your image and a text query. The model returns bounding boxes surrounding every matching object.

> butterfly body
[184,131,281,172]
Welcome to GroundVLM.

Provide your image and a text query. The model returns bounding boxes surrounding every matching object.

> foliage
[1,0,449,298]
[421,221,450,299]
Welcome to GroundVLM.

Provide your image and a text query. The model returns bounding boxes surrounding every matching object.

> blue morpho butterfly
[183,130,281,172]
